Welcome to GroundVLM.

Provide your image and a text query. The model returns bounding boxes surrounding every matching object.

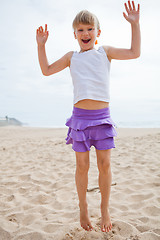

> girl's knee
[97,152,111,174]
[76,160,89,174]
[96,149,111,173]
[98,160,111,173]
[76,151,90,174]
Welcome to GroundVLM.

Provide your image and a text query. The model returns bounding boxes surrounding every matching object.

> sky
[0,0,160,127]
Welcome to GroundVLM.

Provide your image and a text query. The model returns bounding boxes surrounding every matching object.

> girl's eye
[88,28,93,31]
[78,29,83,32]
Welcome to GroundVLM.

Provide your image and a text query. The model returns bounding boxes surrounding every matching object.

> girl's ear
[74,31,77,39]
[97,29,101,38]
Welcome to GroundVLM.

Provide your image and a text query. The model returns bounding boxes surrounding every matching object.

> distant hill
[0,116,23,127]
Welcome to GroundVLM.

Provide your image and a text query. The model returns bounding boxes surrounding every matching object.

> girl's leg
[75,151,93,231]
[96,149,112,232]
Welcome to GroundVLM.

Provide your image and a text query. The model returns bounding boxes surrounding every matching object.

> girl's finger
[132,1,135,10]
[124,3,129,14]
[128,1,132,11]
[45,24,47,33]
[137,3,140,12]
[123,12,129,21]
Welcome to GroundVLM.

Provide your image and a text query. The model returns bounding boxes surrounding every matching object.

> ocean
[1,98,160,128]
[20,100,160,128]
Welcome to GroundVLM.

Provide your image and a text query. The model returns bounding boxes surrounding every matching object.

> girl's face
[74,24,101,52]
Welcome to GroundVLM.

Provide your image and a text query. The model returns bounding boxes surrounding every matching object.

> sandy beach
[0,126,160,240]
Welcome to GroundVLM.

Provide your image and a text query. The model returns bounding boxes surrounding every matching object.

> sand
[0,126,159,240]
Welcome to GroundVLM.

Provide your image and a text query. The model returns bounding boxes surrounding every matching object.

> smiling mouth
[82,39,91,44]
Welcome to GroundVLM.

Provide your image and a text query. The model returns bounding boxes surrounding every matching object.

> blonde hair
[72,10,100,31]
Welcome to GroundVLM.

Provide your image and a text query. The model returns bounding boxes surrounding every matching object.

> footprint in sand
[112,220,139,238]
[139,232,160,240]
[142,206,160,216]
[128,193,154,202]
[138,216,149,223]
[43,223,63,233]
[0,227,12,240]
[14,232,45,240]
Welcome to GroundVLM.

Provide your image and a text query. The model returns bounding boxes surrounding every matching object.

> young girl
[36,1,140,233]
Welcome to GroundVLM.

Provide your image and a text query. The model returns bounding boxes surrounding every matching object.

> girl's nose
[83,30,89,36]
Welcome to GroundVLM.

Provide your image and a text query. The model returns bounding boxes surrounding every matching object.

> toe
[109,224,112,230]
[101,225,105,232]
[81,224,87,231]
[84,225,88,231]
[107,223,112,232]
[104,225,108,232]
[89,226,93,231]
[88,223,93,231]
[85,224,90,231]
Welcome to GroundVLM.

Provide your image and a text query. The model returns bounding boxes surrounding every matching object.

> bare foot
[79,203,93,231]
[101,205,112,232]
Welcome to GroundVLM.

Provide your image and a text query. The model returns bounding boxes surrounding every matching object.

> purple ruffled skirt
[65,107,117,152]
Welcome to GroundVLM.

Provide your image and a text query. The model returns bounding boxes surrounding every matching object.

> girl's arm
[103,1,141,61]
[36,24,73,76]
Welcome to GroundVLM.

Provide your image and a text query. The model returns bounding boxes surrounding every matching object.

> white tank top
[70,46,111,104]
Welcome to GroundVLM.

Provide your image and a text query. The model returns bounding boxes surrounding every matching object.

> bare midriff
[74,99,109,110]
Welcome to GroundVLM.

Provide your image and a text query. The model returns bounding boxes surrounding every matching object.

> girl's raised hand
[123,1,140,25]
[36,24,49,45]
